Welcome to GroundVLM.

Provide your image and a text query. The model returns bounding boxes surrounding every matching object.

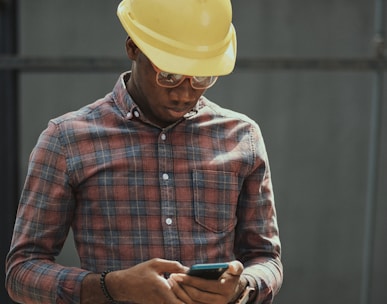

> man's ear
[126,37,139,60]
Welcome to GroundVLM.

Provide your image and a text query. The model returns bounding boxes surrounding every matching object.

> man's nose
[172,78,197,101]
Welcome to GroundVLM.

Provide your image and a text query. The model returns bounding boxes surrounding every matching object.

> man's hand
[168,260,246,304]
[81,258,188,304]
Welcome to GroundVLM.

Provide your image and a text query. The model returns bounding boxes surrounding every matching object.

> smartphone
[187,262,229,280]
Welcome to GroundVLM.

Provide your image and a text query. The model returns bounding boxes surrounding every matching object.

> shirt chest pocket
[193,170,239,233]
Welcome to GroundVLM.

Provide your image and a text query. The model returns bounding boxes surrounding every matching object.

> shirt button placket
[158,130,180,261]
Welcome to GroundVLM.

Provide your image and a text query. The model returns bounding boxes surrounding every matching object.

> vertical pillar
[360,0,385,303]
[0,0,18,303]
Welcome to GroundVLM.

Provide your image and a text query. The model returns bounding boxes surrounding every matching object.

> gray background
[14,0,387,303]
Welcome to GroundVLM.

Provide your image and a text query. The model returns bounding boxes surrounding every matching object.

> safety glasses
[150,62,218,90]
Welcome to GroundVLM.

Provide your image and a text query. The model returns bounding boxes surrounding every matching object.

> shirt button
[161,133,166,141]
[126,112,133,119]
[162,173,169,180]
[134,110,140,118]
[166,218,173,225]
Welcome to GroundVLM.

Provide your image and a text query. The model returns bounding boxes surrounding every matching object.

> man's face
[127,42,207,128]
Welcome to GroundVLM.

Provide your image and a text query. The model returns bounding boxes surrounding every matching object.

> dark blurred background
[1,0,386,303]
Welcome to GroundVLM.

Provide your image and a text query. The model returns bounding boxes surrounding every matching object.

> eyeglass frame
[150,62,218,90]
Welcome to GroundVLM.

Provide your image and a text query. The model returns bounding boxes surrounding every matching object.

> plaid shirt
[6,72,282,304]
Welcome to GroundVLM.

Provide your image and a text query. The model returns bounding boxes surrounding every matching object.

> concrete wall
[18,1,387,303]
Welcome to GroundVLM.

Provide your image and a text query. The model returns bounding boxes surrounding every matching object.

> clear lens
[191,76,217,89]
[152,62,217,89]
[157,72,184,86]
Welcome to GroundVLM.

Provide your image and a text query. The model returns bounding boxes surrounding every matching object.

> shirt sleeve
[5,122,90,304]
[233,124,283,304]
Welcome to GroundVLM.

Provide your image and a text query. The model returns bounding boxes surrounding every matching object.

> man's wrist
[229,275,248,303]
[100,271,118,303]
[234,284,255,304]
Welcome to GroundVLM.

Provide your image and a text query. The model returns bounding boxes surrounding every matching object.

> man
[6,0,283,303]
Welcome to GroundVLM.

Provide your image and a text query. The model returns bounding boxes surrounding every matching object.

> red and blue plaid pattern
[6,72,282,303]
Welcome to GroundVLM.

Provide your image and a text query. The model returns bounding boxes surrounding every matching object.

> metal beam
[0,55,387,72]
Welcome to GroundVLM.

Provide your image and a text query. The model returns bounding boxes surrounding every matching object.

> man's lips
[166,106,191,114]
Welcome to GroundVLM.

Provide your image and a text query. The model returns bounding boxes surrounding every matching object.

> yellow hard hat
[117,0,237,76]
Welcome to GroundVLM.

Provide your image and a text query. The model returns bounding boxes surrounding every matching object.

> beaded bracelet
[100,270,118,304]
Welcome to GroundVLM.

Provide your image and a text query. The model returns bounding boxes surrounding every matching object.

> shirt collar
[112,71,138,118]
